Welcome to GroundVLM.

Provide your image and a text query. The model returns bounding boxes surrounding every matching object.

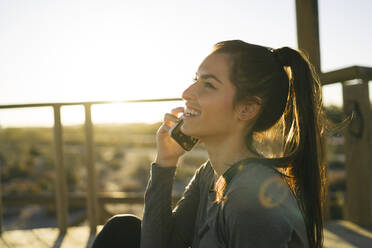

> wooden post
[295,0,321,73]
[84,104,99,233]
[0,166,3,234]
[53,105,68,233]
[342,80,372,226]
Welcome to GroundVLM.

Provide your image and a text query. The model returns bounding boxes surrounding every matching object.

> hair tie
[272,47,294,67]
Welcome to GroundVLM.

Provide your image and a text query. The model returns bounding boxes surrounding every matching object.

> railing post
[342,80,372,226]
[53,105,68,233]
[0,167,3,234]
[84,104,99,233]
[295,0,321,73]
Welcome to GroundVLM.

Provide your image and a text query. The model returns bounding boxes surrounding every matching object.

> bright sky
[0,0,371,127]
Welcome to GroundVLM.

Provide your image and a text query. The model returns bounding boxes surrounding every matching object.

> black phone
[168,119,199,151]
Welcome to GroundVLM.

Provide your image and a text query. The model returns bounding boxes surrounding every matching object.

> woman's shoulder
[225,158,286,193]
[223,160,303,223]
[220,162,309,246]
[225,163,291,208]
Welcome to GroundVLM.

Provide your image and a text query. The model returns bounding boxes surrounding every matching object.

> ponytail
[273,47,326,248]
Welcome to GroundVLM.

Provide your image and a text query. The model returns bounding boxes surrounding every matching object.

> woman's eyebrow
[196,73,223,84]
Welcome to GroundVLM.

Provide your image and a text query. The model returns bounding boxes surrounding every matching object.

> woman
[93,40,326,248]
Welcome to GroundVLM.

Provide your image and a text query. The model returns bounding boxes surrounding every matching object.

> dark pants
[92,214,141,248]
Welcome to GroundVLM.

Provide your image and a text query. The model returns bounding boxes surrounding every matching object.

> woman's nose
[182,83,197,101]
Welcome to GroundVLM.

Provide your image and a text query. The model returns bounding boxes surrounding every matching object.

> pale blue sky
[0,0,371,126]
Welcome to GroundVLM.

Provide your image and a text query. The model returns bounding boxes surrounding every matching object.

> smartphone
[168,119,199,151]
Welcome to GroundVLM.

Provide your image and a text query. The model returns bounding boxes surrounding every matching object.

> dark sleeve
[222,187,294,248]
[140,163,202,248]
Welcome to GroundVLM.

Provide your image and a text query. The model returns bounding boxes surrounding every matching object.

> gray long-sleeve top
[141,158,309,248]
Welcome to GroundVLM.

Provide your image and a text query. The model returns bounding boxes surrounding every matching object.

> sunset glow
[0,0,371,127]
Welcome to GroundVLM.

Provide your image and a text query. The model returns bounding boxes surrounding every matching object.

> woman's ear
[235,98,261,121]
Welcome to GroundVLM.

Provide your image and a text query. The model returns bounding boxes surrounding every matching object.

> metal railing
[0,65,371,234]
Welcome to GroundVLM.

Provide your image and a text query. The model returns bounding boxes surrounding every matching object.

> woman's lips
[185,103,201,112]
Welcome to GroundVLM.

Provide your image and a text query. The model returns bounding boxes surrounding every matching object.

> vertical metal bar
[84,104,99,233]
[53,105,68,233]
[295,0,321,73]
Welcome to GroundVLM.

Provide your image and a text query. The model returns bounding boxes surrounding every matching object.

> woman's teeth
[184,109,201,117]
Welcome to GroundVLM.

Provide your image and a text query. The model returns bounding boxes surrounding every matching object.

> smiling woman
[93,40,326,248]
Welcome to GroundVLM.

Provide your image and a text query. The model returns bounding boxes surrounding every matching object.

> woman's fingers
[163,113,179,128]
[155,106,186,165]
[171,107,185,117]
[163,113,179,123]
[162,107,184,128]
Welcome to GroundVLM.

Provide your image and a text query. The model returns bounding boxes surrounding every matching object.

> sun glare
[0,101,185,128]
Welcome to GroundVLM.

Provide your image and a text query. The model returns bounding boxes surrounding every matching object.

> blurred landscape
[0,105,350,230]
[0,120,208,230]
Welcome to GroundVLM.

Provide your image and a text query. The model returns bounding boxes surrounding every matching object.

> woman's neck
[202,133,260,178]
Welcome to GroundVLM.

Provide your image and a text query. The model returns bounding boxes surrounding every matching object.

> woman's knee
[93,214,141,248]
[104,214,141,231]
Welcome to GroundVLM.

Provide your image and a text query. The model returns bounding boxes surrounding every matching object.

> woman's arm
[141,162,202,248]
[140,106,203,248]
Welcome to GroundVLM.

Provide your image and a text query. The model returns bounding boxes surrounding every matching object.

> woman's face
[181,52,240,139]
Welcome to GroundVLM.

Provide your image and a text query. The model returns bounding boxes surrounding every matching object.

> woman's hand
[154,107,186,167]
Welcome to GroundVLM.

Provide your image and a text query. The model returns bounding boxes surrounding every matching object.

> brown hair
[212,40,326,248]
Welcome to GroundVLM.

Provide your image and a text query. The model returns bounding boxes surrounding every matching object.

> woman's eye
[204,82,216,89]
[192,77,215,89]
